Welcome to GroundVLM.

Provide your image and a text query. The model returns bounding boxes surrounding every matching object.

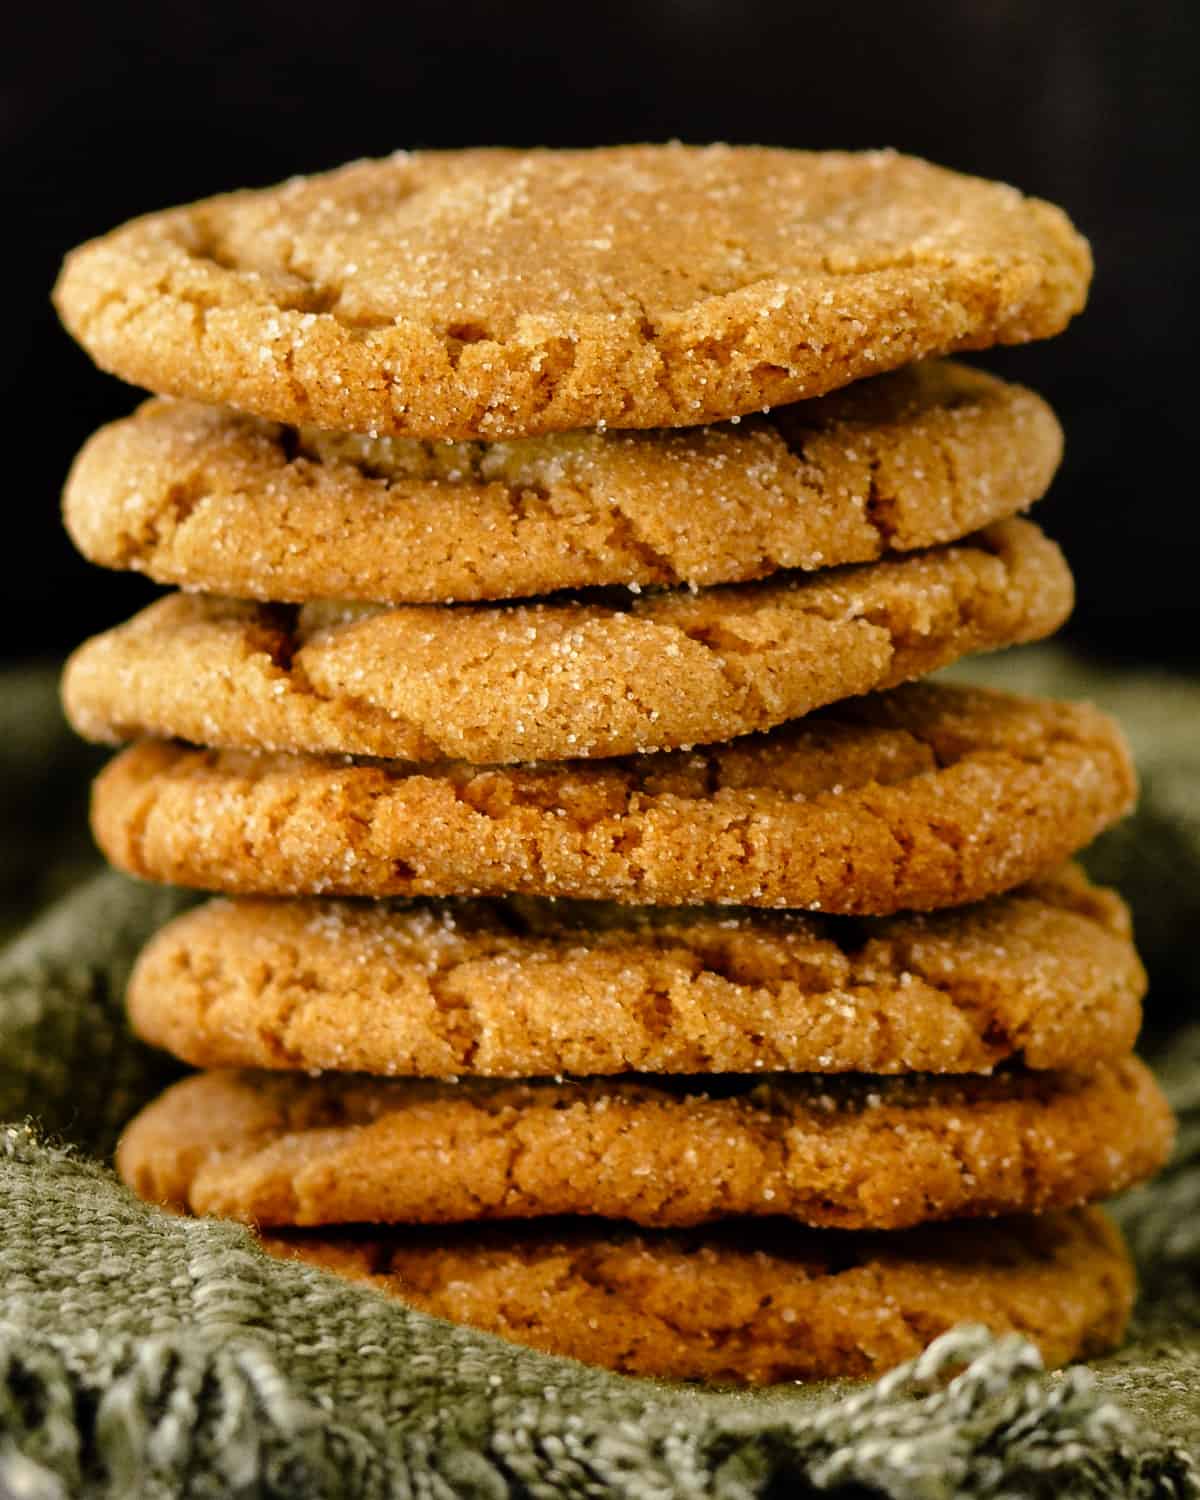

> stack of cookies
[54,146,1174,1384]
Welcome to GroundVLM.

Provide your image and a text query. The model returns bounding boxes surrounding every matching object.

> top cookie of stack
[55,145,1088,440]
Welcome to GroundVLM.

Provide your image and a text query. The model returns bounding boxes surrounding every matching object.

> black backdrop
[8,0,1197,665]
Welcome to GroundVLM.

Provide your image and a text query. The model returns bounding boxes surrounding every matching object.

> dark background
[7,0,1197,665]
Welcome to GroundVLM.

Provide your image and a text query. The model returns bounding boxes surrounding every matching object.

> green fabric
[1,647,1198,1498]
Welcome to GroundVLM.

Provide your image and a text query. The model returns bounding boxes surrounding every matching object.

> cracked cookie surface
[90,682,1136,912]
[63,518,1072,762]
[259,1208,1134,1383]
[63,362,1061,602]
[116,1058,1172,1230]
[128,864,1145,1077]
[53,146,1090,439]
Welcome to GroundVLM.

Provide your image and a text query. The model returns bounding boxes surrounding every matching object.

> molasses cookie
[64,362,1061,602]
[128,865,1143,1077]
[90,683,1136,912]
[117,1059,1172,1231]
[260,1208,1134,1383]
[54,146,1091,439]
[64,519,1071,762]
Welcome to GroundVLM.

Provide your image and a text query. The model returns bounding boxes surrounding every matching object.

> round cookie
[63,362,1062,603]
[128,865,1145,1078]
[116,1058,1172,1231]
[63,519,1072,763]
[90,682,1137,912]
[53,146,1091,440]
[259,1208,1134,1383]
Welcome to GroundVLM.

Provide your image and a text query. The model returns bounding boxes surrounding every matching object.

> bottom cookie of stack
[258,1210,1133,1385]
[115,871,1173,1384]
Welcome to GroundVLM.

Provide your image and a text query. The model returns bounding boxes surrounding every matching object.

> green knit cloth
[1,648,1198,1499]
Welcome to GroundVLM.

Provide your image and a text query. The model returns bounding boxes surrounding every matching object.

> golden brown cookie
[116,1059,1172,1231]
[63,362,1062,603]
[128,865,1144,1078]
[91,683,1136,912]
[63,519,1071,762]
[259,1208,1134,1383]
[53,146,1090,439]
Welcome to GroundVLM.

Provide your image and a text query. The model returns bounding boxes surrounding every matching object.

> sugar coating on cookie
[116,1058,1172,1230]
[63,518,1072,762]
[54,146,1091,438]
[90,682,1136,913]
[260,1208,1134,1383]
[129,865,1144,1077]
[63,362,1062,602]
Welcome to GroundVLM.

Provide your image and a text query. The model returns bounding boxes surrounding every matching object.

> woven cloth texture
[0,646,1197,1499]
